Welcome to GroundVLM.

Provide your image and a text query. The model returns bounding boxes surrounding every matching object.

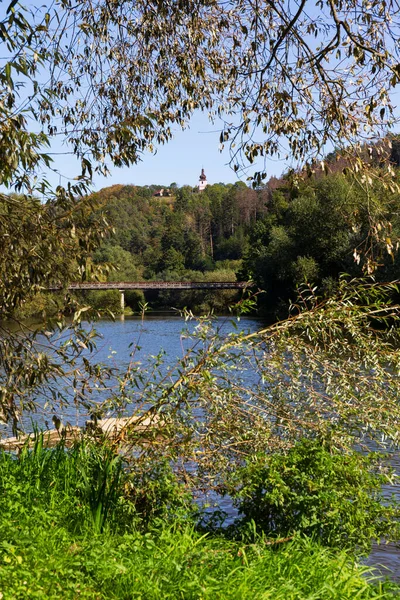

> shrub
[123,458,196,526]
[230,439,400,552]
[0,436,195,534]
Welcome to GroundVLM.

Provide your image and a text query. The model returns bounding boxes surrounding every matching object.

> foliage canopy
[1,1,400,529]
[2,0,400,187]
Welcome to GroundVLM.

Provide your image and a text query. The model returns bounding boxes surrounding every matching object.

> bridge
[48,281,251,309]
[48,281,249,291]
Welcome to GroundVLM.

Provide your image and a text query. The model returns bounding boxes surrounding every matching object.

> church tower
[198,168,208,191]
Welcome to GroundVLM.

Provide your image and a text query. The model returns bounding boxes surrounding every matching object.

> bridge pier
[119,290,125,312]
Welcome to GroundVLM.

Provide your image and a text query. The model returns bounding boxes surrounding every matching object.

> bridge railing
[47,281,252,291]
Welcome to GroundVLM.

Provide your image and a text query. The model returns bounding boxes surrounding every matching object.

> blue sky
[46,111,288,192]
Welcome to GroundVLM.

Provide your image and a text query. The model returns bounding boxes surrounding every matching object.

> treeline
[91,182,265,272]
[11,151,400,319]
[241,171,400,317]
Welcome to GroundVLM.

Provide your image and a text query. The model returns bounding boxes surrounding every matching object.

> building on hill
[198,168,208,191]
[153,188,172,197]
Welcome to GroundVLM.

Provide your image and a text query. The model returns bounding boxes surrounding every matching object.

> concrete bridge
[48,281,251,310]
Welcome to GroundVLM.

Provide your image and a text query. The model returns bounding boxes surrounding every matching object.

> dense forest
[242,171,400,316]
[80,180,267,314]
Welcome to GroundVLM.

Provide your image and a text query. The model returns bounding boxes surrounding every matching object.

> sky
[45,111,288,192]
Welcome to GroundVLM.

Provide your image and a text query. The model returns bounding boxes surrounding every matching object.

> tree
[13,2,399,178]
[92,244,142,282]
[243,170,400,317]
[2,0,400,475]
[2,0,397,275]
[3,1,400,187]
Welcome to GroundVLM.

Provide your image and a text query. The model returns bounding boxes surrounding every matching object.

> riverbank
[0,439,398,599]
[2,312,400,584]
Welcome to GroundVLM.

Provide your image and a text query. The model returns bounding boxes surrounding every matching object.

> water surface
[87,315,400,581]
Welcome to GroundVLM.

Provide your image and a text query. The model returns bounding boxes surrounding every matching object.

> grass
[0,438,398,599]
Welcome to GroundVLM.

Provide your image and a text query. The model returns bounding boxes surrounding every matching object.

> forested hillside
[87,158,400,317]
[92,182,266,270]
[85,181,266,312]
[14,159,400,319]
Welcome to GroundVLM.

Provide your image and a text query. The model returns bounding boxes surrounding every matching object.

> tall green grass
[0,435,126,534]
[0,437,398,599]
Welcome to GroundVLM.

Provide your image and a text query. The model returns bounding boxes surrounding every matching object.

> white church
[198,168,208,191]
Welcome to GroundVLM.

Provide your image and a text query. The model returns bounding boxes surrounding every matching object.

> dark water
[4,314,400,579]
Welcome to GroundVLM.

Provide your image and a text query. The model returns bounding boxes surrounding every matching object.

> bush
[85,289,122,313]
[123,458,196,526]
[0,436,194,534]
[230,439,400,552]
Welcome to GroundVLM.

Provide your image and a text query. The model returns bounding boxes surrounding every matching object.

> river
[2,314,400,579]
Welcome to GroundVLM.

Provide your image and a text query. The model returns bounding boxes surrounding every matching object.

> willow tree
[1,0,400,440]
[2,0,400,187]
[4,1,400,179]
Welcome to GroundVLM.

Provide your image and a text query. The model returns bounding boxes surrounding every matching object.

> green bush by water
[0,436,194,535]
[230,439,400,552]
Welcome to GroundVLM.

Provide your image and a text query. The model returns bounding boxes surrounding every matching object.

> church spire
[198,168,208,191]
